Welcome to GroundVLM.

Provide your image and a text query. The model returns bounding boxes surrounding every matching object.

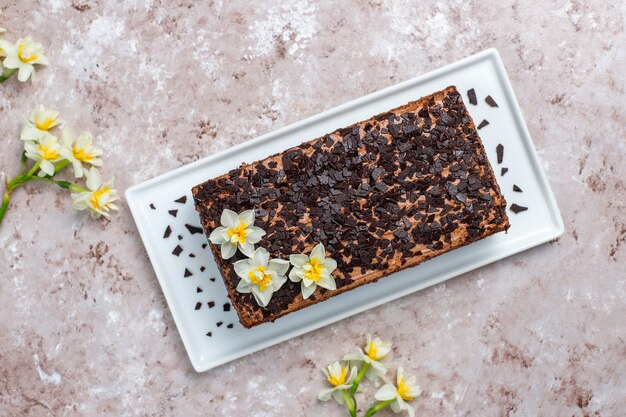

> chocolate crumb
[227,323,234,329]
[200,266,206,272]
[496,144,504,164]
[177,235,183,240]
[149,203,156,210]
[172,245,183,256]
[168,209,178,217]
[163,225,172,238]
[196,287,203,293]
[189,253,196,258]
[184,268,193,277]
[223,303,231,312]
[501,167,509,176]
[185,224,204,234]
[202,243,208,249]
[477,119,489,130]
[513,185,522,192]
[175,195,187,204]
[485,95,499,107]
[510,203,528,214]
[210,277,216,282]
[206,332,212,337]
[467,88,477,105]
[194,302,202,310]
[216,321,223,327]
[208,301,215,308]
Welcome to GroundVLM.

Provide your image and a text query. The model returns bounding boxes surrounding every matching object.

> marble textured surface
[1,1,625,416]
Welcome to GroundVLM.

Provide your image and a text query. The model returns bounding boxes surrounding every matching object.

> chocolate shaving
[168,209,178,217]
[163,225,172,238]
[477,119,489,130]
[513,185,522,192]
[185,224,204,234]
[467,88,477,105]
[227,323,234,329]
[485,95,498,107]
[175,195,187,204]
[177,235,183,240]
[510,203,528,214]
[149,203,156,210]
[216,321,223,327]
[172,245,183,256]
[208,301,215,308]
[195,302,202,310]
[200,266,206,272]
[223,303,231,312]
[196,287,203,293]
[184,268,193,277]
[206,332,212,337]
[496,144,504,164]
[189,253,196,258]
[210,277,216,282]
[501,167,508,176]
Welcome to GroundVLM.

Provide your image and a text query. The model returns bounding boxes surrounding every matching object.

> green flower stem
[364,400,394,417]
[349,363,370,395]
[52,160,70,176]
[24,161,41,181]
[0,68,15,83]
[0,184,10,225]
[19,152,27,174]
[340,389,356,417]
[31,176,85,191]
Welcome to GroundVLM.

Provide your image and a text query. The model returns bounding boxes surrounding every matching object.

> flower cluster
[0,105,119,226]
[209,208,338,306]
[0,11,48,83]
[319,335,422,417]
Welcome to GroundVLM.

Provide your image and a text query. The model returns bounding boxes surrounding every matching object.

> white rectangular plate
[126,48,564,372]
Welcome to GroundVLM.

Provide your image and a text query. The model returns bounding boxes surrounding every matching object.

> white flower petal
[246,226,265,244]
[310,243,326,261]
[301,281,316,299]
[316,274,337,291]
[209,226,227,244]
[289,268,302,282]
[233,259,252,279]
[289,253,309,267]
[252,286,272,307]
[238,209,255,227]
[39,160,55,176]
[221,242,237,259]
[318,388,335,402]
[268,258,289,276]
[323,257,337,273]
[238,241,255,258]
[272,274,288,292]
[220,209,239,228]
[85,167,102,191]
[252,247,269,266]
[236,279,253,293]
[331,390,345,405]
[374,384,398,402]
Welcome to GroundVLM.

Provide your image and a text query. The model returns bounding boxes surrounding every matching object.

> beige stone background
[1,0,625,416]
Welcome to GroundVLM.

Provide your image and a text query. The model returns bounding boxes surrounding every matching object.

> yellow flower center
[38,143,59,160]
[73,144,93,162]
[303,257,324,282]
[248,265,272,291]
[366,341,385,361]
[327,367,348,387]
[227,222,248,244]
[35,116,55,131]
[89,186,110,210]
[18,43,38,63]
[397,376,414,401]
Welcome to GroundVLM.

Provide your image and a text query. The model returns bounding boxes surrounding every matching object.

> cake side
[193,86,509,328]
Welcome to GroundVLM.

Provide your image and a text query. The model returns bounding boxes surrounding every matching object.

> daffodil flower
[23,133,62,177]
[60,129,103,178]
[289,243,337,299]
[71,167,119,218]
[20,105,63,141]
[209,209,265,259]
[232,247,289,307]
[344,334,392,382]
[319,361,358,405]
[372,367,422,417]
[0,35,49,82]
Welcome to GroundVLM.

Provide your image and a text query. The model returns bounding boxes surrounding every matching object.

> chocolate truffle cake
[193,86,509,328]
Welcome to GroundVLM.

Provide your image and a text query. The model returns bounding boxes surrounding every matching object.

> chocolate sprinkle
[177,235,183,240]
[208,301,215,308]
[513,185,522,192]
[210,277,216,282]
[206,332,212,337]
[185,224,204,234]
[189,253,196,258]
[202,243,208,249]
[216,321,223,327]
[196,287,203,293]
[510,203,528,214]
[501,167,509,176]
[149,203,156,210]
[168,209,178,217]
[163,225,172,238]
[477,119,489,130]
[227,323,234,329]
[172,245,183,256]
[184,268,193,277]
[496,144,504,164]
[200,266,206,272]
[467,88,477,105]
[175,195,187,204]
[485,95,499,107]
[194,302,202,310]
[223,303,231,312]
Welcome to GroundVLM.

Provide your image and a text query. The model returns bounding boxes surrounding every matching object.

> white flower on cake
[288,243,337,299]
[209,209,265,259]
[373,367,422,417]
[344,334,391,381]
[233,247,289,307]
[71,167,119,217]
[60,129,103,178]
[20,104,63,141]
[23,133,62,176]
[318,361,358,405]
[0,35,49,82]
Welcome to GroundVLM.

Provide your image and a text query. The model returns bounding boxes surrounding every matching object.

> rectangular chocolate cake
[193,86,509,328]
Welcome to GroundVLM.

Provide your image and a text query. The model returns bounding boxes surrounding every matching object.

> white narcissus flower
[71,167,119,218]
[232,247,289,307]
[0,35,49,82]
[344,334,392,381]
[20,104,64,141]
[374,367,422,417]
[288,243,337,299]
[23,133,62,176]
[318,361,358,405]
[209,209,265,259]
[60,129,103,178]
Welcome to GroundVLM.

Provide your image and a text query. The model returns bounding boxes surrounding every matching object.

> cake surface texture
[192,86,509,328]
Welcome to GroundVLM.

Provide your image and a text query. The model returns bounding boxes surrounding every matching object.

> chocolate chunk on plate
[477,119,489,129]
[485,95,499,107]
[513,185,522,192]
[496,144,504,164]
[510,203,528,214]
[501,167,508,176]
[467,88,477,105]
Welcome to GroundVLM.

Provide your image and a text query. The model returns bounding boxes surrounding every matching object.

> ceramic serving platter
[126,48,564,372]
